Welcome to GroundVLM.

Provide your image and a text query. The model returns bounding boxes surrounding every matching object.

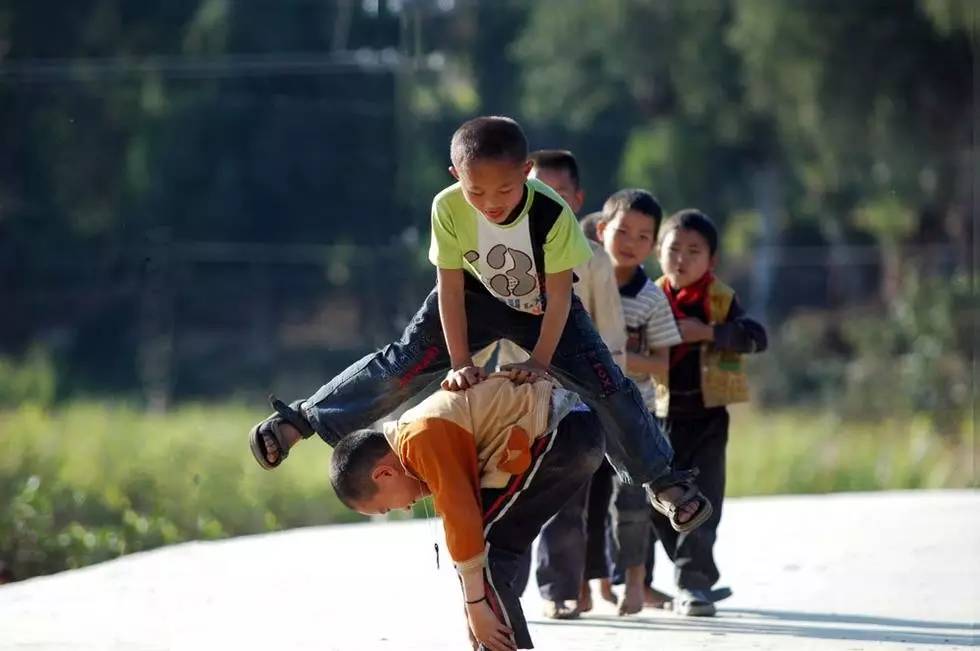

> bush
[0,401,360,581]
[0,348,56,408]
[754,273,973,435]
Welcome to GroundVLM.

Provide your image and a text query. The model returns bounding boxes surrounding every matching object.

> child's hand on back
[442,365,487,391]
[500,359,552,385]
[677,318,715,343]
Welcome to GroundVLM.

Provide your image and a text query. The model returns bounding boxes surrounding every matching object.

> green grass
[0,401,356,580]
[726,405,975,496]
[0,400,974,581]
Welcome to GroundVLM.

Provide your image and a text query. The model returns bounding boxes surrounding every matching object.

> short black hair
[329,429,393,509]
[579,211,603,243]
[450,116,528,169]
[659,209,719,255]
[600,188,663,232]
[529,149,580,189]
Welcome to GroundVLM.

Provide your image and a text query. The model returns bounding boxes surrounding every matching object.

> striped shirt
[619,266,682,409]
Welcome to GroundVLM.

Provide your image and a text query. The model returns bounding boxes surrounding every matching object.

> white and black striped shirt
[619,266,682,410]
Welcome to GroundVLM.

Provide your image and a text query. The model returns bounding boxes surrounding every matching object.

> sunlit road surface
[1,490,977,650]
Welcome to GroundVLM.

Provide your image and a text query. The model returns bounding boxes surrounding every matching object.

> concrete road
[1,490,977,650]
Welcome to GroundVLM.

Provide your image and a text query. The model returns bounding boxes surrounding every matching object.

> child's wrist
[529,353,552,368]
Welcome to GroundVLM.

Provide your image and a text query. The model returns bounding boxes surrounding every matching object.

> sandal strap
[269,395,315,439]
[647,467,700,494]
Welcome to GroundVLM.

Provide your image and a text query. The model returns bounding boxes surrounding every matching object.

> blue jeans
[301,286,674,486]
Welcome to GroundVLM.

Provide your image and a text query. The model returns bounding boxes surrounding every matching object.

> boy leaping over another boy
[331,373,603,650]
[249,115,711,534]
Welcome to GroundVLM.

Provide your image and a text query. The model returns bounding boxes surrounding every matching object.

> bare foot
[654,485,700,523]
[262,422,302,465]
[599,578,618,605]
[644,585,672,609]
[578,581,593,613]
[618,566,644,616]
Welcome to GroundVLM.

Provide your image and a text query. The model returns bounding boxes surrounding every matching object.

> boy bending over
[330,374,605,650]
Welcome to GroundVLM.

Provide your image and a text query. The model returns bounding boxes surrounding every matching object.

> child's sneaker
[542,600,580,620]
[673,588,717,617]
[248,395,314,469]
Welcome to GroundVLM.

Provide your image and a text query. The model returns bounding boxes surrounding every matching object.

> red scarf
[663,271,714,367]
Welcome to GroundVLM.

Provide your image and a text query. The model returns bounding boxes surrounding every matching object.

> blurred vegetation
[0,0,972,401]
[727,406,975,496]
[0,400,354,581]
[0,1,975,581]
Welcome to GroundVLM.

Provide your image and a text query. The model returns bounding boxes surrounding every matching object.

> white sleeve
[583,247,627,372]
[645,285,682,349]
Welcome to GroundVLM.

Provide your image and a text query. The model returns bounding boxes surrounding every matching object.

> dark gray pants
[650,408,729,590]
[478,408,605,648]
[534,458,615,600]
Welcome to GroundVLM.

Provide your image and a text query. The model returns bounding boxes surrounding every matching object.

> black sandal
[646,468,714,534]
[248,395,314,470]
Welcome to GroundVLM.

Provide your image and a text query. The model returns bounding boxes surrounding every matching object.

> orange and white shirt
[381,374,575,575]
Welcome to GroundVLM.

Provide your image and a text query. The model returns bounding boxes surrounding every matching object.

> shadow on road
[528,607,978,647]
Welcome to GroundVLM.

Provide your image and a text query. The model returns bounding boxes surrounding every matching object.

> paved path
[1,491,977,650]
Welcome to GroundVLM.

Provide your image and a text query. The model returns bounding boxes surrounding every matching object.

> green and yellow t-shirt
[428,178,592,315]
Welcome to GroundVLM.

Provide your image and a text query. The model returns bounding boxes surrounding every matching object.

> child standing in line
[651,209,768,616]
[519,150,628,620]
[595,189,684,615]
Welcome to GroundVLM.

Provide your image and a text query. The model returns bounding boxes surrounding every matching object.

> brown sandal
[646,468,713,533]
[248,395,313,470]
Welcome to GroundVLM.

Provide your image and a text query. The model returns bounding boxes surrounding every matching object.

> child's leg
[534,481,589,608]
[580,461,616,610]
[513,297,674,485]
[299,289,498,446]
[666,410,728,591]
[502,298,710,530]
[583,461,614,583]
[609,479,651,615]
[480,408,606,648]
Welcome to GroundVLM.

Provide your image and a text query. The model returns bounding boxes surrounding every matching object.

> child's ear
[371,463,397,484]
[709,253,719,271]
[448,165,460,181]
[595,219,608,244]
[521,160,533,177]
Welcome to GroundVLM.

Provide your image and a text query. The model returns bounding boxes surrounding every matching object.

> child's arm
[626,347,669,382]
[627,286,682,380]
[588,250,628,372]
[437,267,486,390]
[402,420,514,648]
[678,296,768,353]
[713,296,768,353]
[508,203,590,374]
[531,269,573,366]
